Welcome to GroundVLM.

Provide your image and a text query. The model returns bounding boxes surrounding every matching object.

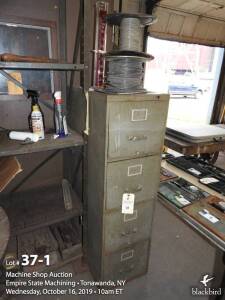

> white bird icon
[200,275,214,287]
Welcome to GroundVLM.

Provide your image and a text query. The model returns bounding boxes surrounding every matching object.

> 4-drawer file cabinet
[87,91,169,280]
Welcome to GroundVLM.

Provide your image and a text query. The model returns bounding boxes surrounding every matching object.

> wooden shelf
[0,184,82,235]
[0,130,84,157]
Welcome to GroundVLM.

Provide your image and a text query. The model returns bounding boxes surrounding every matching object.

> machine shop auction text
[5,271,126,296]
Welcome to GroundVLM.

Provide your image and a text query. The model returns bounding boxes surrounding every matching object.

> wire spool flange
[106,13,157,26]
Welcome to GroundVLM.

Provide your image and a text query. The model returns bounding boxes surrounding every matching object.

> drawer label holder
[121,249,134,261]
[128,164,143,176]
[131,109,148,122]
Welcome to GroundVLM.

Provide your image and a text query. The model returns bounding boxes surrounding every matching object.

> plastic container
[9,131,39,142]
[54,91,68,137]
[31,105,45,140]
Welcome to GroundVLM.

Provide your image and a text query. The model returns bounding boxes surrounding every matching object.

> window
[144,37,224,125]
[0,21,53,97]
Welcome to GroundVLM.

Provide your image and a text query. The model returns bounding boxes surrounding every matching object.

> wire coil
[120,18,142,52]
[102,13,156,94]
[105,57,146,92]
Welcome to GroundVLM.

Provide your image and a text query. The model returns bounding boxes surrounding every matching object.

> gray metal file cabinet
[87,91,169,281]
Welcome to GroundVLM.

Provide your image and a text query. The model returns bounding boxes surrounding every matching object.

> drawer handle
[128,135,147,142]
[120,228,138,236]
[135,151,147,156]
[125,184,143,193]
[119,264,135,274]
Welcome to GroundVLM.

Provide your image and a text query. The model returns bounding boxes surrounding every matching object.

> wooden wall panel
[149,7,225,46]
[122,0,140,13]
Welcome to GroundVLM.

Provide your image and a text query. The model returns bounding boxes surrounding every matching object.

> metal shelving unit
[0,61,85,232]
[0,1,86,275]
[1,184,83,235]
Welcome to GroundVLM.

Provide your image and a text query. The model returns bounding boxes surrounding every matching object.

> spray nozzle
[27,89,39,105]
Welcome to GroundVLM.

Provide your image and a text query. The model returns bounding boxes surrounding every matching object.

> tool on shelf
[62,179,73,211]
[0,53,57,63]
[9,131,39,143]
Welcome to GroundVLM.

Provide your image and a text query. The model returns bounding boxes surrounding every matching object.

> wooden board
[0,157,22,192]
[0,184,82,235]
[160,167,177,182]
[0,130,84,157]
[183,196,225,241]
[164,134,225,155]
[159,195,225,252]
[50,219,82,260]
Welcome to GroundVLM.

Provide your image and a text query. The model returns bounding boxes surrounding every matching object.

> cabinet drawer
[107,101,168,160]
[103,240,149,280]
[106,156,160,211]
[104,201,153,253]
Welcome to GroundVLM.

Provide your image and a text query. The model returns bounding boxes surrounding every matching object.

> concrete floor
[10,152,225,300]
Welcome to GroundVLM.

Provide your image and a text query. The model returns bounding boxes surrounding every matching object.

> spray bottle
[27,90,45,140]
[53,91,68,137]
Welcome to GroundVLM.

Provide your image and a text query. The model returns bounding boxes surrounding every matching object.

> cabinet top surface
[89,91,170,102]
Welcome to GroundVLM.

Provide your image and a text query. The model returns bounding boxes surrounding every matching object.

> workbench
[160,160,225,299]
[164,134,225,155]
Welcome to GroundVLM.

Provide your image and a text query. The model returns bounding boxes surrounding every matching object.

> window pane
[0,23,52,94]
[144,37,224,124]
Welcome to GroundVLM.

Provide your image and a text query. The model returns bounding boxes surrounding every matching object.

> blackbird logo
[200,275,214,287]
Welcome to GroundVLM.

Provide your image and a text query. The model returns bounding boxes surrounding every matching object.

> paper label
[200,177,220,184]
[122,193,135,214]
[199,209,219,223]
[175,195,190,206]
[188,168,201,176]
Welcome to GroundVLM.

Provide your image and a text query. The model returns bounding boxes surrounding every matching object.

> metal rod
[71,150,83,188]
[68,0,84,101]
[10,150,60,194]
[39,99,54,111]
[0,62,84,70]
[59,0,67,105]
[0,69,53,111]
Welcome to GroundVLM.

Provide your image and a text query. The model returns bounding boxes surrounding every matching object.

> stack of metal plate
[167,156,225,195]
[159,178,209,208]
